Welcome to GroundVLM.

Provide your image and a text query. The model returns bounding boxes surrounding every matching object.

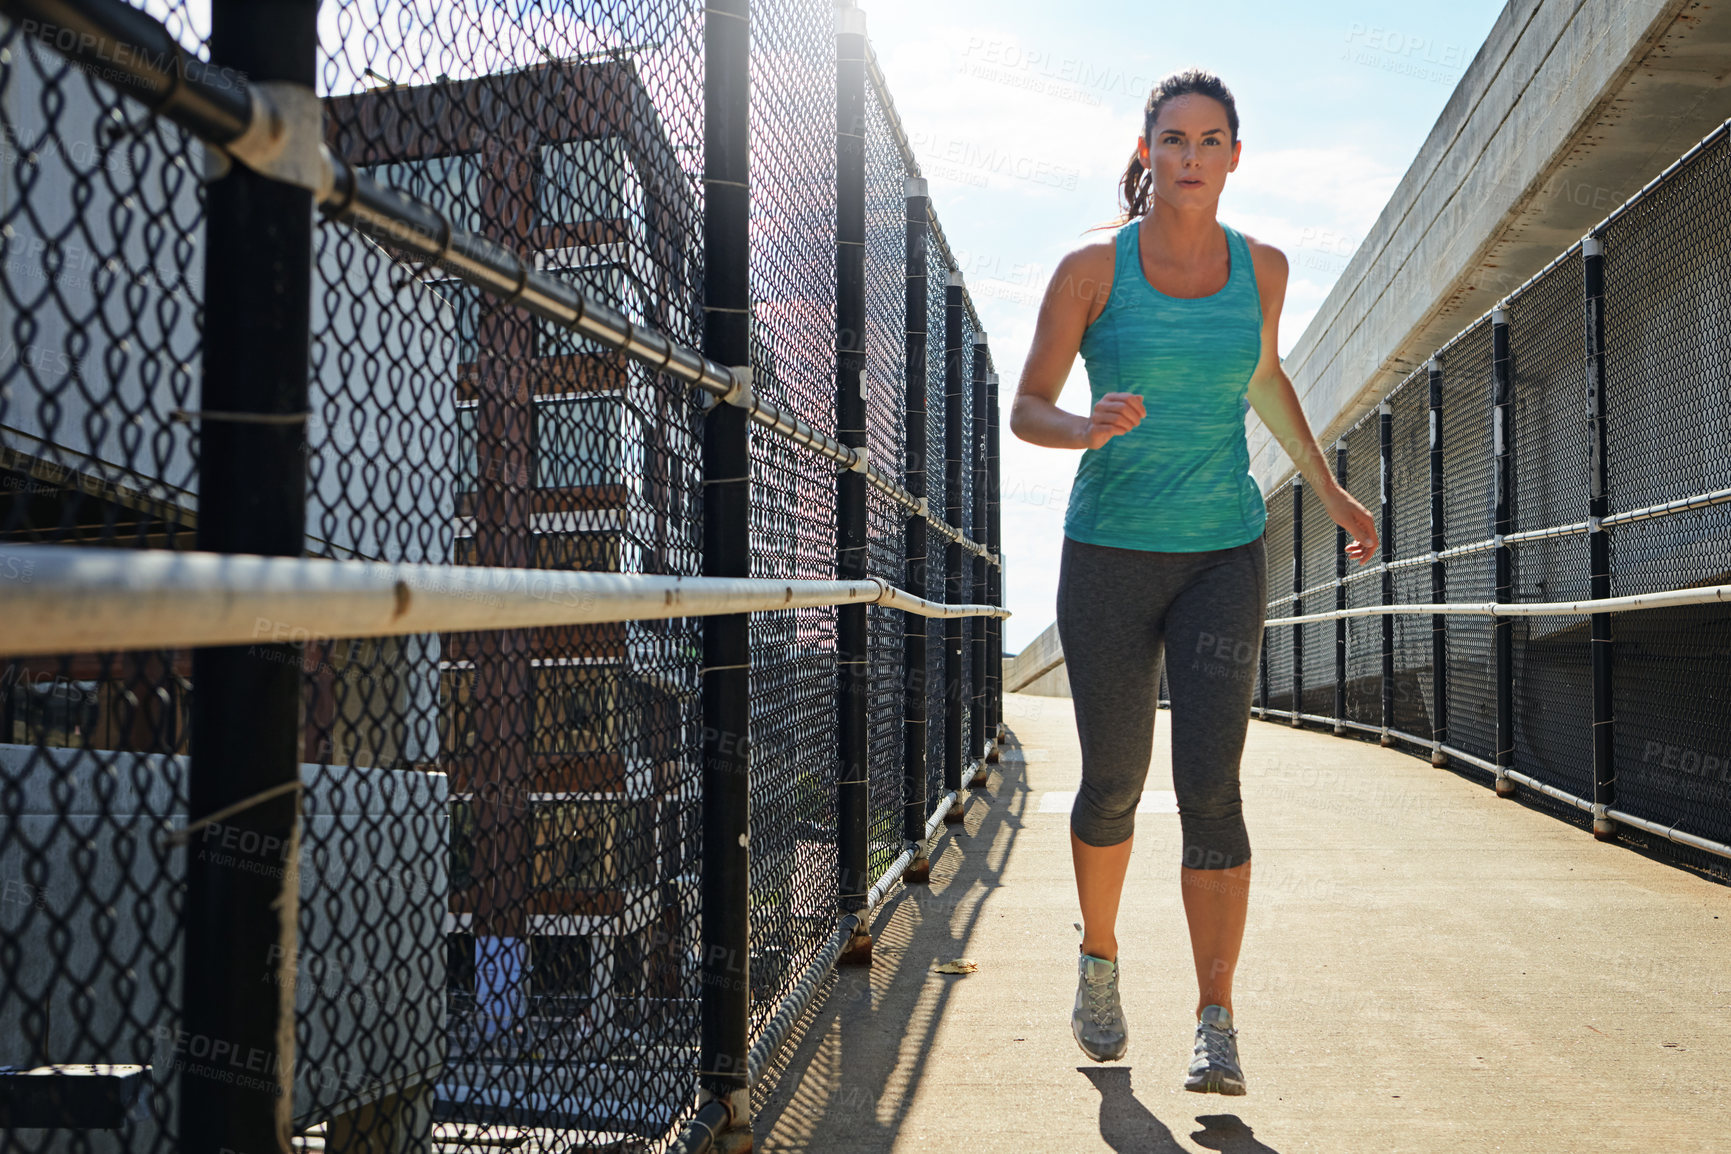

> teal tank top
[1063,218,1268,552]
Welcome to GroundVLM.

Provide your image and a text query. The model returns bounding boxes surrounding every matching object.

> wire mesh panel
[862,82,907,879]
[1262,484,1294,712]
[1506,253,1591,801]
[0,0,1011,1150]
[1299,476,1335,719]
[313,0,709,1145]
[1602,130,1731,850]
[1437,321,1495,761]
[923,238,948,810]
[957,309,978,759]
[1387,373,1432,740]
[744,0,837,1050]
[1343,415,1383,726]
[0,6,206,1151]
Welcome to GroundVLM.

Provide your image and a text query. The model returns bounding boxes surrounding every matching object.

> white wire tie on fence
[700,474,751,486]
[162,780,305,848]
[699,663,751,675]
[170,409,309,426]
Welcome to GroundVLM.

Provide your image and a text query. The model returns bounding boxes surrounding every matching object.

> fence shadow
[751,728,1030,1150]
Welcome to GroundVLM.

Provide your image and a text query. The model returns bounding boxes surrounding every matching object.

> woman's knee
[1071,778,1141,847]
[1176,785,1251,870]
[1179,812,1251,871]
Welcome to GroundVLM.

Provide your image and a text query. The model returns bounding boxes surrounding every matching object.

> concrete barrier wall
[1017,661,1073,699]
[1005,619,1067,696]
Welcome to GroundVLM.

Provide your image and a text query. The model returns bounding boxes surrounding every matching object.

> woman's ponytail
[1119,150,1153,222]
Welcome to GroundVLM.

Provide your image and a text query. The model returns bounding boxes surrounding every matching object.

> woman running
[1008,68,1377,1093]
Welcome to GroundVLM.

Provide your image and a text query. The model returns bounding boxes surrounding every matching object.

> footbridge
[0,0,1726,1152]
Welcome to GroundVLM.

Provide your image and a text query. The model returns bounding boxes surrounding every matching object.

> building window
[537,137,642,233]
[454,405,476,493]
[449,799,477,891]
[528,935,592,1005]
[533,394,627,490]
[530,800,651,891]
[446,932,477,996]
[363,153,483,234]
[531,665,628,755]
[440,666,478,756]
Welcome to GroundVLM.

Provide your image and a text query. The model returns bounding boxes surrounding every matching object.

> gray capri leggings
[1056,531,1268,869]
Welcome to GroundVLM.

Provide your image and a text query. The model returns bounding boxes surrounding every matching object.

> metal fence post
[1290,476,1304,726]
[943,271,965,821]
[1336,437,1350,737]
[1379,401,1395,745]
[1259,638,1269,717]
[1334,438,1348,735]
[834,3,872,963]
[968,333,990,787]
[1584,234,1617,839]
[1428,357,1449,765]
[987,370,1004,747]
[902,176,932,880]
[697,0,753,1138]
[183,4,318,1152]
[1492,308,1517,798]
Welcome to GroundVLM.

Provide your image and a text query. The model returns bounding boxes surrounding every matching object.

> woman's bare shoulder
[1236,230,1290,284]
[1236,229,1290,322]
[1048,234,1119,317]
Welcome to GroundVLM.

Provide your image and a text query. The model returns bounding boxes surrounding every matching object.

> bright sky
[861,0,1508,651]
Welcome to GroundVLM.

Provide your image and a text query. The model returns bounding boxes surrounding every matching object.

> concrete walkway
[755,691,1731,1154]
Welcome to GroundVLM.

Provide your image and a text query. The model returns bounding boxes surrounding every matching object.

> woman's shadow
[1080,1068,1282,1153]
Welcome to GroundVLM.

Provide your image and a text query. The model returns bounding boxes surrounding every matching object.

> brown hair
[1098,68,1240,229]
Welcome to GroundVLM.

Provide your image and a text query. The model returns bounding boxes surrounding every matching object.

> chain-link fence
[0,1,1004,1151]
[1254,115,1731,881]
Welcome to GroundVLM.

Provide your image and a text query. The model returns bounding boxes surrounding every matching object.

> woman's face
[1137,94,1240,207]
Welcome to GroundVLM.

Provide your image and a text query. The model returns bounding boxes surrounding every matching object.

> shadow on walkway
[751,727,1030,1151]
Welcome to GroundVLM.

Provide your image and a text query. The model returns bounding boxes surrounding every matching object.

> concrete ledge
[1004,618,1065,694]
[1252,0,1731,490]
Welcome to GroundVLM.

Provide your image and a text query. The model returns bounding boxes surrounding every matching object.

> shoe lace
[1195,1020,1238,1068]
[1083,969,1118,1027]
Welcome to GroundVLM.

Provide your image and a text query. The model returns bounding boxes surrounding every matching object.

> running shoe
[1072,924,1128,1062]
[1184,1004,1246,1094]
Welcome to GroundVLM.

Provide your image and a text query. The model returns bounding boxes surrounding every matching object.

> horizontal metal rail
[1249,709,1731,862]
[0,0,997,568]
[0,546,1008,658]
[1263,582,1731,627]
[1268,485,1731,607]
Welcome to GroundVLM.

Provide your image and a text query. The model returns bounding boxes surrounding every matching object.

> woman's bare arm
[1243,240,1378,564]
[1009,244,1145,451]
